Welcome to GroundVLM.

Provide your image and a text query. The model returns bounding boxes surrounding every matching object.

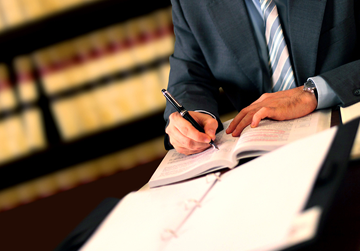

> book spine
[33,49,66,96]
[19,0,45,20]
[88,31,114,79]
[73,91,102,136]
[106,23,137,72]
[125,14,158,65]
[153,7,175,58]
[50,96,82,140]
[0,5,6,31]
[3,115,30,160]
[0,0,25,27]
[0,121,11,164]
[57,41,86,90]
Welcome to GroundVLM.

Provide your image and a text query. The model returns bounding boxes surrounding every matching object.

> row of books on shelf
[33,6,174,96]
[0,7,173,164]
[0,0,101,31]
[0,61,169,165]
[0,136,167,212]
[52,62,170,141]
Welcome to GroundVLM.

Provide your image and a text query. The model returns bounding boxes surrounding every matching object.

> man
[164,0,360,155]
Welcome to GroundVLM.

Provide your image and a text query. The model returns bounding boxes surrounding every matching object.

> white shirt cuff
[308,76,341,110]
[194,110,217,120]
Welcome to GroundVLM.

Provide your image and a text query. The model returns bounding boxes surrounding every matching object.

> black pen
[162,89,219,150]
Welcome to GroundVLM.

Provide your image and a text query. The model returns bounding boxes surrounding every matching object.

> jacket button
[354,89,360,96]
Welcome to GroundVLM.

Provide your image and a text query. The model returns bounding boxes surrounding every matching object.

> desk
[55,109,360,251]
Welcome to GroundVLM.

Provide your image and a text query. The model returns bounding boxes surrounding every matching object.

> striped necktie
[260,0,296,91]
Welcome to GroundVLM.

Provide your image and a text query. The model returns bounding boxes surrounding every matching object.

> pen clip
[162,89,186,113]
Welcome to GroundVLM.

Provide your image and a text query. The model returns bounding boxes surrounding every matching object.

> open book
[149,110,331,188]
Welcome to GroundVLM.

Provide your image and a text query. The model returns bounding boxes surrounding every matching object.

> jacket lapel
[207,0,268,92]
[287,0,327,85]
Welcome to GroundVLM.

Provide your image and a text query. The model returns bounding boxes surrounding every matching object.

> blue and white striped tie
[260,0,296,91]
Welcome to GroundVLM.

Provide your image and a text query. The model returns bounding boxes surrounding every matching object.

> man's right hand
[166,111,218,155]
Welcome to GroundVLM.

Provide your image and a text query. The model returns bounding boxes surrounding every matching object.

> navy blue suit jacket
[164,0,360,149]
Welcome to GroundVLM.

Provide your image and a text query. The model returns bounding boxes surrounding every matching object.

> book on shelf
[26,6,174,141]
[149,109,331,188]
[81,125,343,251]
[0,0,93,31]
[0,0,25,27]
[0,6,174,147]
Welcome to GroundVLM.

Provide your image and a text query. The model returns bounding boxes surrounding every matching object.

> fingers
[226,87,317,137]
[166,112,217,155]
[168,126,210,155]
[226,93,271,135]
[226,109,247,134]
[230,111,255,137]
[251,107,275,128]
[202,116,218,140]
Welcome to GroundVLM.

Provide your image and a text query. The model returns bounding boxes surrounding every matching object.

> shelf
[0,0,173,190]
[0,0,171,60]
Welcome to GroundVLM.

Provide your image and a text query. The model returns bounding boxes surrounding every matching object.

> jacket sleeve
[319,2,360,107]
[164,0,224,149]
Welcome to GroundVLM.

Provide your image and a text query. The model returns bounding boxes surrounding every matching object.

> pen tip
[211,142,219,150]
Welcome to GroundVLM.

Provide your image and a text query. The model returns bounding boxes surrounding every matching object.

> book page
[233,109,331,156]
[149,124,237,187]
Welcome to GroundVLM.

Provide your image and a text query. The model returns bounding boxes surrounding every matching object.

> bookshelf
[0,0,171,59]
[0,0,236,211]
[0,0,173,206]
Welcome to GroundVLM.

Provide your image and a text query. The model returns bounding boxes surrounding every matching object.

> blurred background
[0,0,235,250]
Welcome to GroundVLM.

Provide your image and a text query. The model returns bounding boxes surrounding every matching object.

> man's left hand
[226,86,318,136]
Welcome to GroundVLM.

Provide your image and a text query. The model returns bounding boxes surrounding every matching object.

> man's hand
[166,111,218,155]
[226,86,318,136]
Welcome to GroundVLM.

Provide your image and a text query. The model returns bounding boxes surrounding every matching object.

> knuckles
[260,93,270,99]
[169,112,179,121]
